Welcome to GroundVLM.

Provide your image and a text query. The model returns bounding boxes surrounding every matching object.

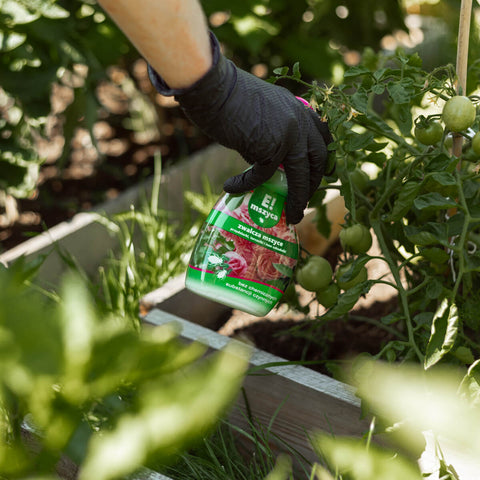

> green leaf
[404,222,449,247]
[350,90,369,114]
[79,343,249,480]
[314,203,332,240]
[292,61,301,79]
[464,251,480,273]
[426,278,443,299]
[273,263,293,277]
[425,153,457,173]
[337,255,370,282]
[343,131,375,152]
[273,66,289,76]
[365,141,388,152]
[460,359,480,406]
[1,0,39,24]
[355,361,480,461]
[390,103,412,136]
[312,434,423,480]
[387,181,421,221]
[0,31,26,51]
[387,80,415,104]
[318,281,372,321]
[424,298,459,369]
[38,1,70,19]
[343,65,371,77]
[413,192,458,211]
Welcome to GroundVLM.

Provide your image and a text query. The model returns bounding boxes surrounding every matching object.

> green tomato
[414,120,443,145]
[296,256,333,292]
[316,282,340,308]
[335,263,368,290]
[339,224,373,254]
[472,132,480,156]
[442,96,476,132]
[349,168,370,193]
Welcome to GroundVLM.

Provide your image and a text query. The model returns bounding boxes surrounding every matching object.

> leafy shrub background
[2,0,477,202]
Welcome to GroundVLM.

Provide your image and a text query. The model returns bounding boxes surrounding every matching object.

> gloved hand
[148,32,333,224]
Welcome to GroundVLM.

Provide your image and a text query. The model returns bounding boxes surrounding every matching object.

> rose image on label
[185,168,299,317]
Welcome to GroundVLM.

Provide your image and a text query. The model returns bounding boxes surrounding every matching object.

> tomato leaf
[387,181,421,221]
[350,89,369,114]
[404,222,449,247]
[424,298,459,369]
[365,141,389,152]
[413,192,458,211]
[426,278,443,300]
[343,131,375,152]
[314,203,332,240]
[459,359,480,406]
[318,281,372,321]
[337,255,370,282]
[387,80,415,104]
[425,153,457,173]
[343,65,371,77]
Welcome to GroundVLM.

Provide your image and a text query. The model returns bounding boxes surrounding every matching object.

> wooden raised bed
[4,142,357,478]
[143,305,369,468]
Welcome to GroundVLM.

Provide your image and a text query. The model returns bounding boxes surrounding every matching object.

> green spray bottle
[185,166,299,317]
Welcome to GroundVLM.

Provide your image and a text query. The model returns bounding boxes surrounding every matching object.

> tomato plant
[276,48,480,368]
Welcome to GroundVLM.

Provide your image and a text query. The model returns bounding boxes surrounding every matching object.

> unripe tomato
[316,282,340,308]
[296,256,333,292]
[442,96,476,132]
[339,224,373,254]
[414,121,443,145]
[335,263,368,290]
[349,168,370,193]
[472,132,480,156]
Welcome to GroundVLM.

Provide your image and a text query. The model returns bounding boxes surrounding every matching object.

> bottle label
[248,185,284,228]
[186,191,298,316]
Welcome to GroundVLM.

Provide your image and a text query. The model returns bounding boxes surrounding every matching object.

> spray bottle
[185,166,298,317]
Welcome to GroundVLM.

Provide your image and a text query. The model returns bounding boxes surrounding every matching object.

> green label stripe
[206,209,298,259]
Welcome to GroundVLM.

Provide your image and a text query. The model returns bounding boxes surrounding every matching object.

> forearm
[97,0,212,89]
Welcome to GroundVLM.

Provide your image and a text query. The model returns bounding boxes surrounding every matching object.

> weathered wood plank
[144,308,368,465]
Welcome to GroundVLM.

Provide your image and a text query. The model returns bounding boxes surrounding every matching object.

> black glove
[148,32,333,224]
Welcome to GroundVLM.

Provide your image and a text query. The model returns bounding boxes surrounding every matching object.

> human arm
[97,0,333,224]
[96,0,211,89]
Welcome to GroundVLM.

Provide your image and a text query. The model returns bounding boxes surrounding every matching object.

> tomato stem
[371,219,424,362]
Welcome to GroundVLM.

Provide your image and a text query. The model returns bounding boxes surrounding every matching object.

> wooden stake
[452,0,473,158]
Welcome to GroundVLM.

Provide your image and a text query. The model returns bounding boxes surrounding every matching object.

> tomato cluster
[295,222,372,309]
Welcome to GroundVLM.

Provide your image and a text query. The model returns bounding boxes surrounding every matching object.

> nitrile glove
[148,32,333,224]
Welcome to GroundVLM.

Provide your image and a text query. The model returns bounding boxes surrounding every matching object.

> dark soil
[230,298,398,376]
